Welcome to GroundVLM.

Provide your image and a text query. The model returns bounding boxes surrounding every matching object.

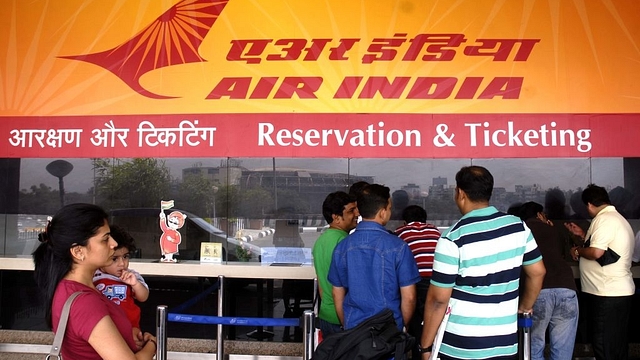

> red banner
[1,113,635,158]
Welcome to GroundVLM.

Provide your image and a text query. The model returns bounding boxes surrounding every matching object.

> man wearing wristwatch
[416,343,432,356]
[420,166,546,359]
[565,184,634,360]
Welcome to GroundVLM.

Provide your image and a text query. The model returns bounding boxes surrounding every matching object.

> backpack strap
[394,332,414,360]
[394,339,406,360]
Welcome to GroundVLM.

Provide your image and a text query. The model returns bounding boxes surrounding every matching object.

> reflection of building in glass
[432,176,447,186]
[242,168,373,213]
[515,184,543,201]
[180,163,373,216]
[428,177,454,200]
[493,187,507,198]
[182,160,244,186]
[401,183,422,200]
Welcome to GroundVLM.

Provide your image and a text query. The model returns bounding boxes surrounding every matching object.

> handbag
[596,248,621,266]
[47,291,84,360]
[584,238,621,266]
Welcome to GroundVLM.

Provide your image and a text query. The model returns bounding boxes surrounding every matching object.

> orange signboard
[1,0,639,158]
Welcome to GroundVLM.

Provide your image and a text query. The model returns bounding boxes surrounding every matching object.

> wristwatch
[417,344,433,353]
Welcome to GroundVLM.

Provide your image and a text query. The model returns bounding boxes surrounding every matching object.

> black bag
[312,309,415,360]
[596,247,620,266]
[584,238,621,266]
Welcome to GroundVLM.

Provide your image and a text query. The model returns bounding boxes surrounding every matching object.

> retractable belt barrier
[168,314,300,327]
[155,275,317,360]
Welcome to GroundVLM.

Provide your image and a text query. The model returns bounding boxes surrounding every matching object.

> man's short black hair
[357,184,390,219]
[322,191,356,224]
[402,205,427,223]
[455,166,493,202]
[349,181,370,197]
[581,184,611,207]
[518,201,544,221]
[507,202,523,217]
[109,224,137,253]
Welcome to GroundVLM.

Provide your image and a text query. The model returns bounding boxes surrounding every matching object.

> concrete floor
[0,331,304,359]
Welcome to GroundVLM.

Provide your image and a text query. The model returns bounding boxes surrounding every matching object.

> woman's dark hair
[32,203,109,327]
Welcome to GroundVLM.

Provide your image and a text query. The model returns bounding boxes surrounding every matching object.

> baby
[94,224,149,347]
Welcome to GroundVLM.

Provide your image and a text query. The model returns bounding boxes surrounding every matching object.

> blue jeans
[531,288,579,360]
[317,318,342,337]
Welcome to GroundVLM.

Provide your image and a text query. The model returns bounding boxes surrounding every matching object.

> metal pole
[313,278,318,315]
[303,310,315,360]
[58,177,65,207]
[272,157,277,211]
[156,305,168,360]
[518,312,532,360]
[217,275,224,360]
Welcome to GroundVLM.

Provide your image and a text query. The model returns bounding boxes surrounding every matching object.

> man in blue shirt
[328,183,420,330]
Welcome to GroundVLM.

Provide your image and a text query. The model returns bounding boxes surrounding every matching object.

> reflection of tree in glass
[214,185,241,218]
[175,174,216,217]
[275,189,311,215]
[213,185,274,218]
[238,188,273,218]
[19,184,91,214]
[93,158,171,209]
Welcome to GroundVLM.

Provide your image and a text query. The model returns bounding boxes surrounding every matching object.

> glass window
[2,157,639,258]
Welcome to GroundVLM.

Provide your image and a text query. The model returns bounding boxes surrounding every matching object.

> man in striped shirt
[419,166,546,360]
[395,205,441,359]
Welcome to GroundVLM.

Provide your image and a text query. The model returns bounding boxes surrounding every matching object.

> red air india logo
[60,0,229,99]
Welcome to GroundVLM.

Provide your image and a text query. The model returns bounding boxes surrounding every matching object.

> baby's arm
[121,270,149,302]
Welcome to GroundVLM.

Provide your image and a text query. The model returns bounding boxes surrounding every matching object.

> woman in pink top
[32,203,156,360]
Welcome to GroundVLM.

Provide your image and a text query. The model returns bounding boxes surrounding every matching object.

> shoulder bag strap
[47,291,84,360]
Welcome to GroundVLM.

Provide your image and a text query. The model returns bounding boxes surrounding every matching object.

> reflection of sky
[19,157,625,194]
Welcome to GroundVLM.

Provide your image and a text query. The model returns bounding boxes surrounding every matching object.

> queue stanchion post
[518,312,532,360]
[312,278,320,347]
[217,275,224,360]
[156,305,168,360]
[303,310,315,360]
[312,278,318,315]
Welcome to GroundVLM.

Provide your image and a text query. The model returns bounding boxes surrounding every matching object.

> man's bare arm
[572,245,605,261]
[332,286,346,326]
[399,284,416,328]
[420,285,453,359]
[519,260,546,313]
